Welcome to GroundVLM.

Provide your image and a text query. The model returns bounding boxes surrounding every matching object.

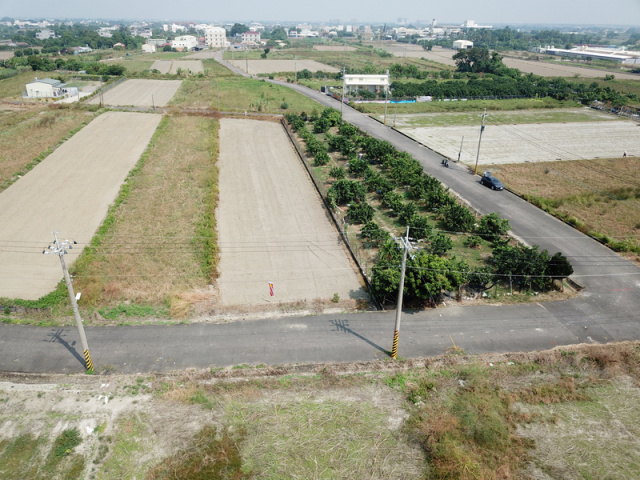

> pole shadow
[44,329,85,368]
[330,319,390,357]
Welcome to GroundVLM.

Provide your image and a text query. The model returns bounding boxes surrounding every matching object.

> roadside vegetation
[1,342,639,479]
[488,157,640,256]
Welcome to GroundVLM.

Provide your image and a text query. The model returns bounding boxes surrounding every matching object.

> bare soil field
[0,51,13,60]
[151,59,204,74]
[313,45,357,52]
[227,59,339,75]
[380,43,640,79]
[216,118,367,308]
[0,112,162,300]
[400,118,640,164]
[186,50,220,59]
[87,79,182,107]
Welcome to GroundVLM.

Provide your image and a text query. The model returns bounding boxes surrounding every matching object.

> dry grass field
[73,115,219,310]
[227,59,339,75]
[216,118,366,310]
[87,79,182,107]
[487,157,640,251]
[0,112,162,300]
[1,342,638,479]
[0,105,96,191]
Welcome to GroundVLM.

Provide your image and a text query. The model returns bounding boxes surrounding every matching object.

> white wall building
[25,78,76,98]
[171,35,197,51]
[344,74,390,95]
[453,40,474,49]
[36,29,55,40]
[204,26,228,48]
[242,31,261,44]
[142,43,156,53]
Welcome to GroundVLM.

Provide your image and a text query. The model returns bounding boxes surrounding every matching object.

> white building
[142,43,156,53]
[344,74,390,95]
[204,26,228,48]
[36,29,55,40]
[242,31,261,44]
[171,35,197,51]
[453,40,474,49]
[25,78,73,98]
[462,20,493,29]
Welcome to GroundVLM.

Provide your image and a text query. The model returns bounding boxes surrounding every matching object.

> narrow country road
[0,51,638,375]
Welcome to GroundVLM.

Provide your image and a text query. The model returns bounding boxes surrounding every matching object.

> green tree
[477,212,511,240]
[229,23,249,38]
[347,202,374,224]
[428,232,453,256]
[440,203,476,232]
[361,222,390,248]
[327,179,366,207]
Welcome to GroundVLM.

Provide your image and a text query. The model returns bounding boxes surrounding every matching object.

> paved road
[1,53,638,375]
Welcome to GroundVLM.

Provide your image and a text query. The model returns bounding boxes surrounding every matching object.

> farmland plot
[227,59,339,75]
[399,119,640,164]
[151,60,204,74]
[0,112,162,299]
[313,45,357,52]
[87,79,182,107]
[216,118,366,307]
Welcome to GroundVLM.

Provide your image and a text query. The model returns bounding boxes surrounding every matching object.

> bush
[327,179,366,207]
[361,221,390,248]
[477,212,510,239]
[314,150,330,166]
[409,215,432,239]
[347,202,375,224]
[329,166,346,180]
[428,232,453,256]
[280,102,288,109]
[440,203,476,232]
[313,117,330,133]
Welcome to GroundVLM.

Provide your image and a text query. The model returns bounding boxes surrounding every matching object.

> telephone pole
[474,109,488,175]
[340,66,346,118]
[383,70,389,126]
[43,232,93,372]
[391,227,413,359]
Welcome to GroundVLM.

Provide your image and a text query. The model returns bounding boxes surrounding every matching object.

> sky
[1,0,640,26]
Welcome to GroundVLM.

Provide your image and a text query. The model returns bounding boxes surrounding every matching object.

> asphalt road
[1,53,638,375]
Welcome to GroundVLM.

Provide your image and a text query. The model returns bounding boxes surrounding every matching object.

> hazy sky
[1,0,639,25]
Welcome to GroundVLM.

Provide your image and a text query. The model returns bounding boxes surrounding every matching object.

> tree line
[285,109,573,306]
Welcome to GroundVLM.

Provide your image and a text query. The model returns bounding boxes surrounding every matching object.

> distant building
[147,38,167,47]
[35,29,55,40]
[204,26,228,48]
[344,74,389,95]
[171,35,197,51]
[242,31,261,44]
[142,43,156,53]
[462,20,492,29]
[453,40,473,49]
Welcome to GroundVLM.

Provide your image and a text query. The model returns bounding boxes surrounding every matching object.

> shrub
[313,117,330,133]
[280,102,288,109]
[361,221,390,248]
[329,166,346,180]
[440,203,476,232]
[314,150,330,166]
[428,232,454,256]
[327,179,366,207]
[409,215,432,239]
[347,202,375,224]
[477,212,510,239]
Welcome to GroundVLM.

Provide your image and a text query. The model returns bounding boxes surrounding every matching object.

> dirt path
[216,118,366,307]
[0,112,162,300]
[151,60,204,74]
[87,79,182,107]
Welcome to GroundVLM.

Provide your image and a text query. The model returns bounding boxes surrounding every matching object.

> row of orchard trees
[286,109,573,306]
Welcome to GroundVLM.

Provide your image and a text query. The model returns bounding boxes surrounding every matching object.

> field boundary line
[280,118,382,311]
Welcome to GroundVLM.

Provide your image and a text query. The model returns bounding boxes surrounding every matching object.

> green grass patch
[97,414,150,480]
[146,425,249,479]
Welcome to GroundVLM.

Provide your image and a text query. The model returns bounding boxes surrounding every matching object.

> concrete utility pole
[216,79,220,111]
[391,227,413,359]
[341,67,346,118]
[43,232,93,372]
[245,48,249,75]
[294,55,297,83]
[383,69,389,126]
[458,136,464,162]
[474,109,488,175]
